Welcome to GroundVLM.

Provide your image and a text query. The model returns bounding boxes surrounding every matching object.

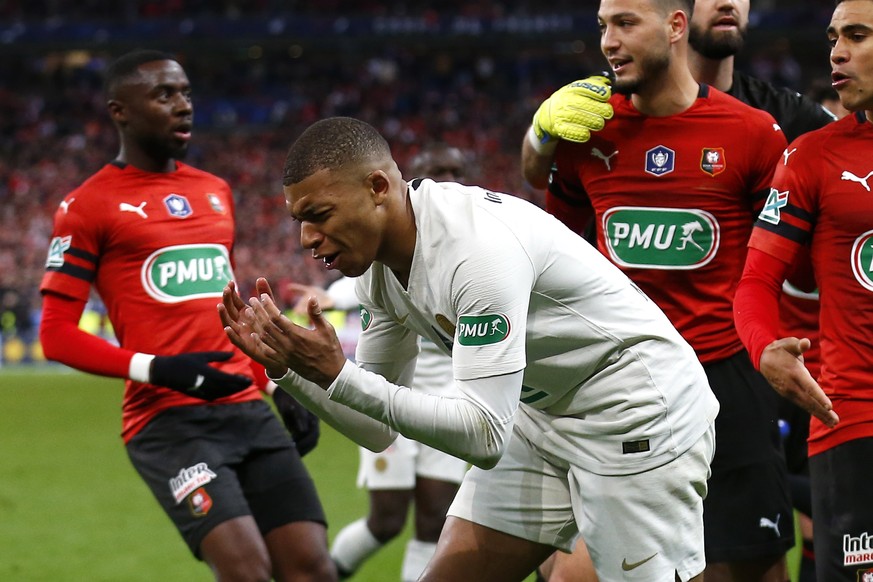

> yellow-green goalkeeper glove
[529,76,614,152]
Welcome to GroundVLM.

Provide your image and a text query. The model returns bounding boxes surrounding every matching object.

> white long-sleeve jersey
[280,178,718,475]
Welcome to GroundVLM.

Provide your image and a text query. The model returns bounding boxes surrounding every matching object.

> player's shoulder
[175,162,231,189]
[705,85,778,124]
[789,111,865,154]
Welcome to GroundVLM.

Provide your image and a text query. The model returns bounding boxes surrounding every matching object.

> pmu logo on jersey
[141,244,234,303]
[758,188,789,225]
[45,236,72,268]
[645,145,675,177]
[844,531,873,566]
[188,487,213,517]
[169,462,217,504]
[360,307,372,330]
[851,229,873,292]
[164,193,192,218]
[602,206,719,269]
[457,314,510,346]
[700,148,726,176]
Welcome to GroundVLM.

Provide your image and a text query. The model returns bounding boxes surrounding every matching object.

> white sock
[330,518,384,576]
[401,538,437,582]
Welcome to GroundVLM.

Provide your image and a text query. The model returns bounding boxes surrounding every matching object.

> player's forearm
[521,127,556,190]
[272,367,397,452]
[328,361,518,469]
[40,293,135,378]
[734,248,790,368]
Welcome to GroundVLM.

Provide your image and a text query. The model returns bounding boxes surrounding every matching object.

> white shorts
[356,434,470,490]
[448,412,714,582]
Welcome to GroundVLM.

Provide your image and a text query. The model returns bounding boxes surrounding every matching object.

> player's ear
[669,8,688,43]
[367,170,390,205]
[107,99,127,126]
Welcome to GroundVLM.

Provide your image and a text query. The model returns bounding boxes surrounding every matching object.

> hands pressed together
[218,277,347,390]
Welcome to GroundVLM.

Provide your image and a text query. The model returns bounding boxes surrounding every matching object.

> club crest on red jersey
[700,148,726,177]
[645,145,674,177]
[206,193,226,214]
[164,194,192,218]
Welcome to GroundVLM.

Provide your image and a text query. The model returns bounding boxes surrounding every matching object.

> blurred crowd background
[0,0,840,364]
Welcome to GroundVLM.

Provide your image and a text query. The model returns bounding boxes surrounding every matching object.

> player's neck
[687,51,735,93]
[116,145,176,173]
[383,181,417,289]
[630,66,699,117]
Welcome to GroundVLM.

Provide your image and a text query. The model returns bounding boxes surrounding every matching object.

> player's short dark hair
[655,0,694,17]
[104,49,176,97]
[283,117,392,186]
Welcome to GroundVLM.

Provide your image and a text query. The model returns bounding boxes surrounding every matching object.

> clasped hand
[218,278,346,390]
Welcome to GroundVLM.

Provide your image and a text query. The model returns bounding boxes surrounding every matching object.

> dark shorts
[809,437,873,582]
[702,351,795,562]
[126,400,326,558]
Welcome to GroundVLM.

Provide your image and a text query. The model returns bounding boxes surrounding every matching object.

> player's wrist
[129,352,156,383]
[527,125,558,155]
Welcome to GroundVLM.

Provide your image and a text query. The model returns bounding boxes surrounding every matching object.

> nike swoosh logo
[621,553,657,571]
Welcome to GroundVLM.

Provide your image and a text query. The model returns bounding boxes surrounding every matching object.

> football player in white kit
[220,117,719,582]
[289,144,472,581]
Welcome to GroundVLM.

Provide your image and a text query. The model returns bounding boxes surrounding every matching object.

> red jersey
[549,85,786,363]
[40,161,261,441]
[745,111,873,454]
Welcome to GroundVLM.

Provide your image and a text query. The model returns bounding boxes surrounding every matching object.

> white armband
[129,352,155,383]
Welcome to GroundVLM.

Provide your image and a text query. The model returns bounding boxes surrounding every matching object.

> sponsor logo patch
[700,148,726,176]
[845,531,873,566]
[758,188,789,225]
[360,307,372,330]
[645,145,675,177]
[457,314,510,346]
[164,194,192,218]
[45,236,72,268]
[602,207,719,269]
[141,244,234,303]
[169,463,217,505]
[188,487,213,517]
[851,230,873,292]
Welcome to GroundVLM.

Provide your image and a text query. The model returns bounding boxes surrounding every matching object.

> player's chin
[612,77,639,96]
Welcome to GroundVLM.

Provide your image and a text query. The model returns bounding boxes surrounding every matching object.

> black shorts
[809,437,873,581]
[126,400,326,557]
[702,351,795,562]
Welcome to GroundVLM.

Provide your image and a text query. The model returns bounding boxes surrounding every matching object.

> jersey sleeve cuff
[129,352,155,383]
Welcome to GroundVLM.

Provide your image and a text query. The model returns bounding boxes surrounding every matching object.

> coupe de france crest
[645,145,675,177]
[164,193,193,218]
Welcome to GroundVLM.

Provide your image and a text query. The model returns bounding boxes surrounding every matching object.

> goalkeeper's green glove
[529,76,614,153]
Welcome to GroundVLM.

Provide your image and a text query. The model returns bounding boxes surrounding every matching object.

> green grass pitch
[0,368,409,581]
[0,368,799,581]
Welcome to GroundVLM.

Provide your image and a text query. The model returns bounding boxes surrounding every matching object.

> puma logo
[591,147,618,171]
[59,198,76,214]
[782,148,797,165]
[842,170,873,192]
[119,201,148,218]
[759,514,781,537]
